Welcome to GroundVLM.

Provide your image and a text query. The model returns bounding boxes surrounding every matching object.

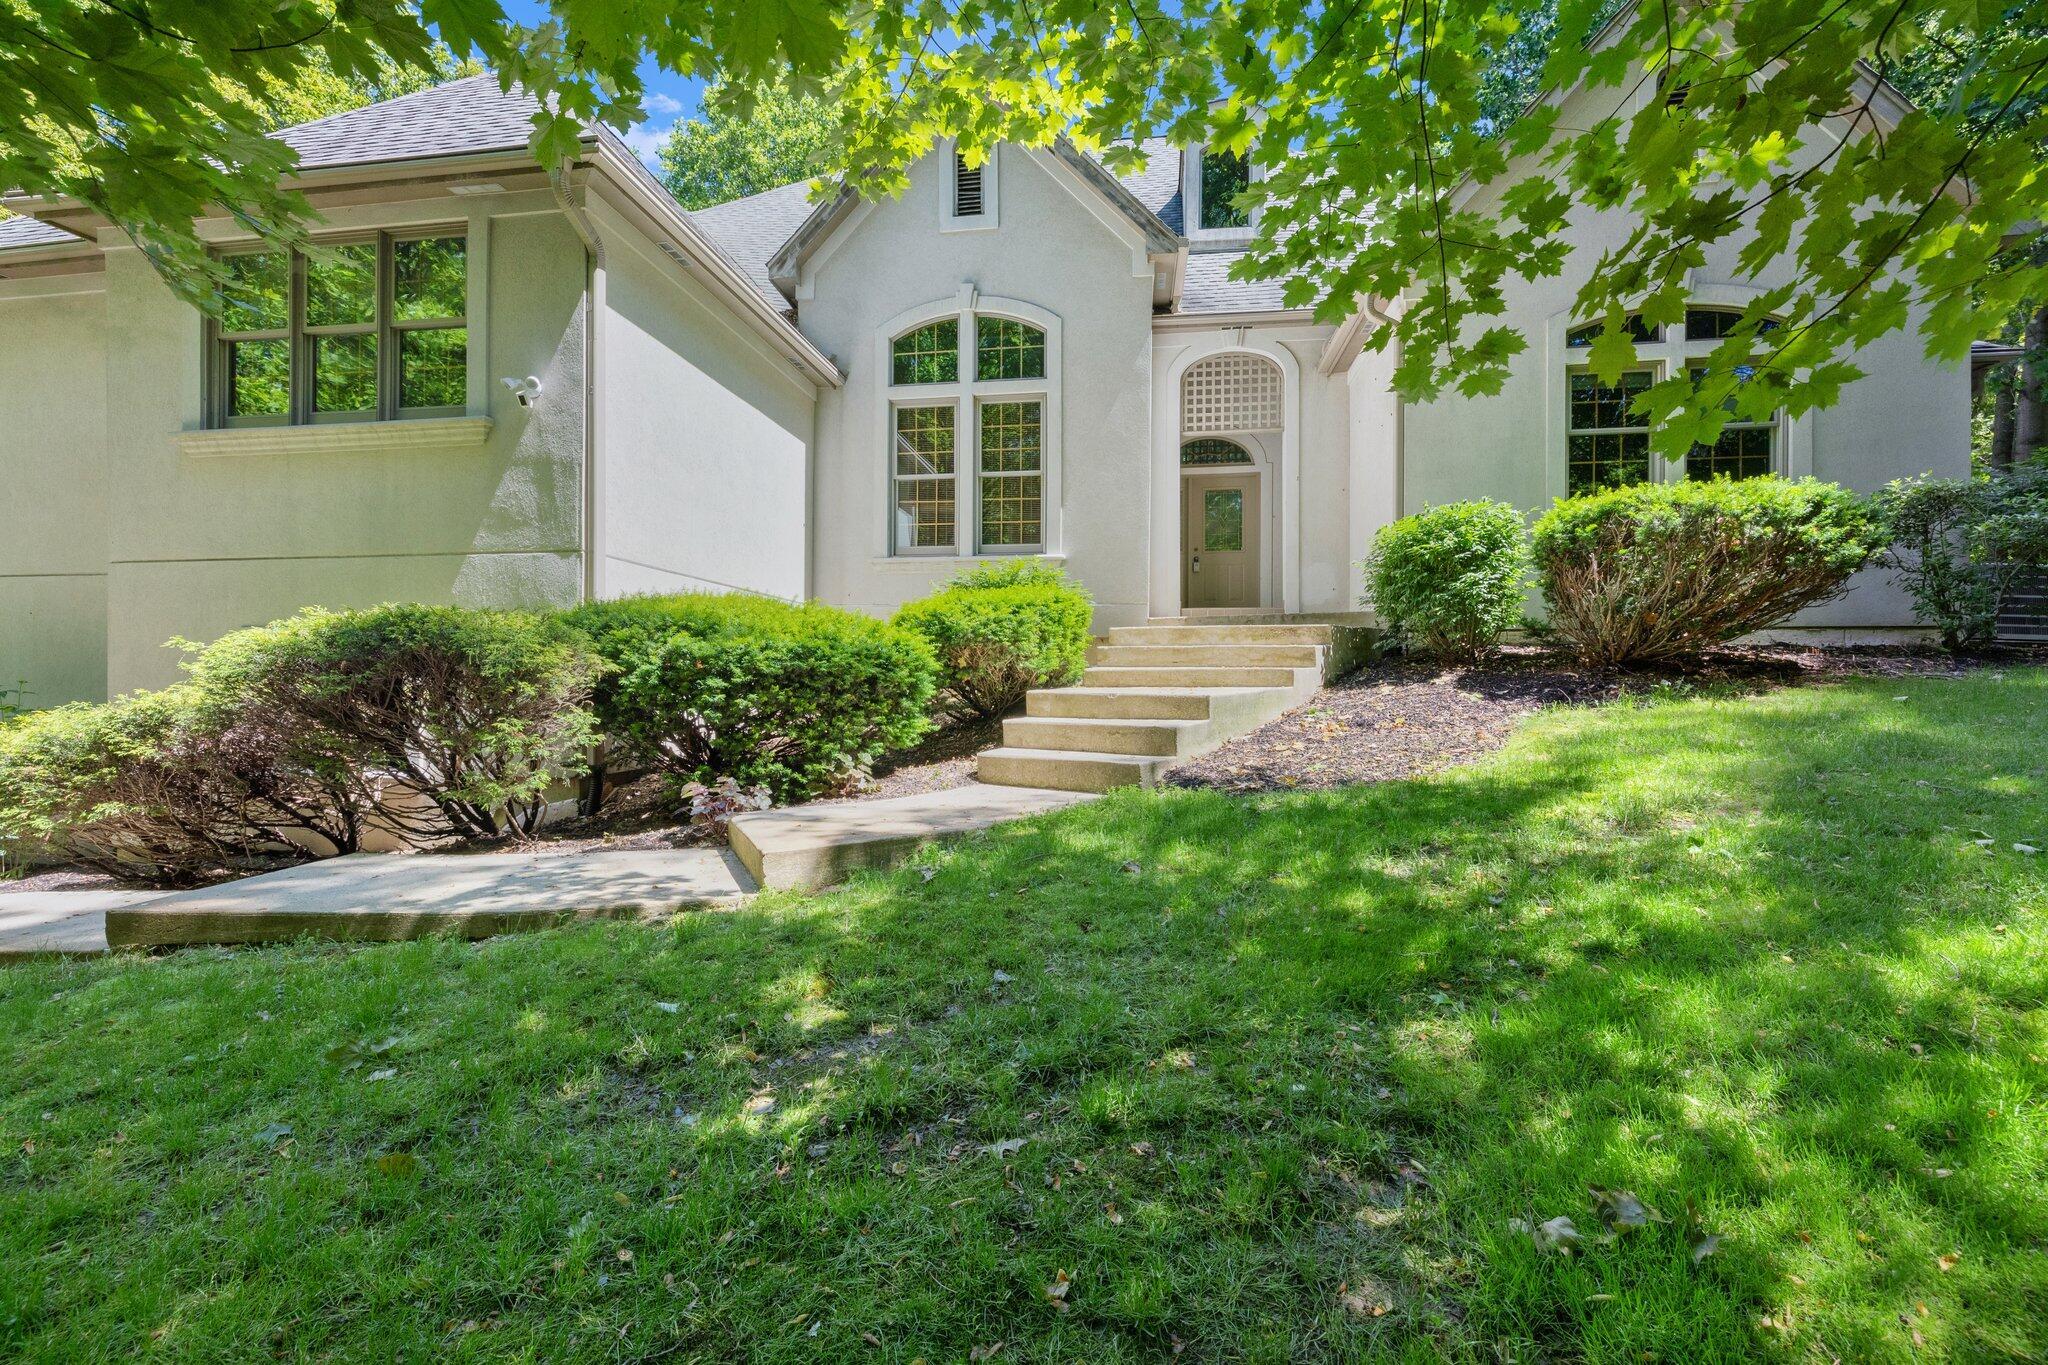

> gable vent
[953,152,985,217]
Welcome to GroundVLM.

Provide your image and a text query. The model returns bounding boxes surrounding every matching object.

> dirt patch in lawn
[1165,643,2044,794]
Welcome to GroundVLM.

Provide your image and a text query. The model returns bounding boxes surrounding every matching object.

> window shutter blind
[953,152,985,217]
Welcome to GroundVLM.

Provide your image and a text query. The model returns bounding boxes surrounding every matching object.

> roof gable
[275,74,542,170]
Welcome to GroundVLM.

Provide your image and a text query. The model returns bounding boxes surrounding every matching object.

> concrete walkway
[0,889,168,958]
[729,783,1096,891]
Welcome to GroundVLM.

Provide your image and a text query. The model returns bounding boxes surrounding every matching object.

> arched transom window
[1180,437,1253,467]
[1562,304,1785,494]
[887,307,1054,555]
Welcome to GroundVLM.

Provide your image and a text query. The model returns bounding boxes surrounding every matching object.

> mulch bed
[1164,643,2044,794]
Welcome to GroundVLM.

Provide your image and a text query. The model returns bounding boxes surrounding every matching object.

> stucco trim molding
[172,415,496,460]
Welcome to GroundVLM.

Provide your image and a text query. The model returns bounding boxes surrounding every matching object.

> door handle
[1191,554,1201,573]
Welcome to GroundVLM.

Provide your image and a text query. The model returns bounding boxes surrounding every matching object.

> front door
[1183,474,1260,608]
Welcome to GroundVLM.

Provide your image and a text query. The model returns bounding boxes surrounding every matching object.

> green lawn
[4,671,2045,1362]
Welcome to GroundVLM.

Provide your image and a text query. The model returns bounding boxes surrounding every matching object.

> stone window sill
[173,416,495,459]
[867,553,1065,573]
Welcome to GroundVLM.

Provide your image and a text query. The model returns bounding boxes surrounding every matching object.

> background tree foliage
[656,81,836,209]
[4,0,2045,449]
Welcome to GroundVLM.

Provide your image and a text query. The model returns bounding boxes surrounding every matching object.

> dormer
[1181,143,1258,248]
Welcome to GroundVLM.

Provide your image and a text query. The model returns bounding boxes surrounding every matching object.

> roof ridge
[270,72,508,138]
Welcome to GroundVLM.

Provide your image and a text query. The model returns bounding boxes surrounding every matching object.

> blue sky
[496,0,709,167]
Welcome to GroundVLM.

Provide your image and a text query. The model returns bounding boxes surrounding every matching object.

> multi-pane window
[976,318,1044,380]
[891,320,958,385]
[1198,149,1251,230]
[978,400,1043,550]
[1180,437,1252,467]
[885,311,1052,555]
[1566,313,1660,348]
[1683,306,1780,342]
[1566,370,1654,493]
[892,405,957,551]
[211,232,467,427]
[1685,366,1776,480]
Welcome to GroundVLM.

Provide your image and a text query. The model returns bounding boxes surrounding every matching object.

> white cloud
[644,92,684,117]
[618,121,670,169]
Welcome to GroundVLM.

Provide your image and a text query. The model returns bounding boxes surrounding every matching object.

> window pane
[227,338,290,417]
[979,401,1041,472]
[1567,431,1651,494]
[1203,488,1244,551]
[1687,425,1775,480]
[894,405,955,477]
[1181,438,1251,467]
[1568,370,1653,431]
[896,481,956,550]
[1566,314,1658,347]
[399,328,466,409]
[306,243,377,328]
[891,320,959,385]
[980,475,1042,548]
[1684,306,1780,341]
[975,317,1045,380]
[393,236,466,321]
[221,253,288,333]
[313,334,378,415]
[1199,150,1251,229]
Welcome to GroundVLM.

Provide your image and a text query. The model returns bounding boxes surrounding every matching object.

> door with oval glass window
[1182,475,1260,608]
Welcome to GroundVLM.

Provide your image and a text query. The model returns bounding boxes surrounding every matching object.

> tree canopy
[656,82,836,210]
[4,0,2045,451]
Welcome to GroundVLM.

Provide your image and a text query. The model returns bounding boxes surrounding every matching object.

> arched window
[1561,302,1784,494]
[1181,437,1252,467]
[886,307,1055,555]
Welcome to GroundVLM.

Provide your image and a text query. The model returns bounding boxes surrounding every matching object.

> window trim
[205,226,471,431]
[1546,288,1813,500]
[941,140,1000,233]
[875,292,1062,560]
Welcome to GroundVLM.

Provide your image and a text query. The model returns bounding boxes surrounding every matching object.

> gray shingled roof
[1181,250,1294,314]
[0,214,80,251]
[277,73,541,169]
[1118,138,1184,235]
[690,179,827,305]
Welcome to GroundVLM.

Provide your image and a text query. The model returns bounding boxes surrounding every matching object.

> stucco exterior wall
[592,205,815,602]
[1394,81,1969,629]
[0,274,110,704]
[797,145,1157,627]
[97,196,588,691]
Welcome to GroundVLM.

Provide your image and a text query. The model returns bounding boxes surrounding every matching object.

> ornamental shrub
[1531,476,1886,666]
[182,604,601,841]
[1879,463,2048,651]
[0,687,295,886]
[563,593,937,802]
[891,566,1094,717]
[1361,500,1529,661]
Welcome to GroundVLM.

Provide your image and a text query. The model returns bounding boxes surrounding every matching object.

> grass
[3,670,2045,1362]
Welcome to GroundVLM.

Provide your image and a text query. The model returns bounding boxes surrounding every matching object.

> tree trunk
[1991,377,2017,469]
[2015,304,2048,463]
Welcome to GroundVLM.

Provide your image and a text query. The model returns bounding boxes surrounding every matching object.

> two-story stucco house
[1,59,1972,707]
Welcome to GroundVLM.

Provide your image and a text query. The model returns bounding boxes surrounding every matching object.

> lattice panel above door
[1181,353,1283,434]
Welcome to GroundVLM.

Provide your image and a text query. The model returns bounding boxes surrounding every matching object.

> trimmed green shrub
[0,687,291,886]
[1532,476,1886,666]
[891,566,1094,717]
[1361,500,1529,661]
[1879,463,2048,651]
[563,593,937,802]
[945,558,1073,590]
[182,604,601,841]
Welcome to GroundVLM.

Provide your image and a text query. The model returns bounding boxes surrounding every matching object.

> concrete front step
[1027,685,1272,720]
[1104,624,1334,646]
[1089,642,1325,669]
[1003,714,1212,758]
[728,784,1095,892]
[976,747,1171,793]
[1082,664,1311,689]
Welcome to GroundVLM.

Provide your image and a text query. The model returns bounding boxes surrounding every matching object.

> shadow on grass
[1,673,2042,1362]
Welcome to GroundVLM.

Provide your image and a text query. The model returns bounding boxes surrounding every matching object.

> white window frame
[1182,145,1261,247]
[942,140,1000,233]
[875,290,1063,559]
[1545,286,1814,501]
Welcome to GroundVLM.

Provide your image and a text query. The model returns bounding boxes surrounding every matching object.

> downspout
[551,163,607,603]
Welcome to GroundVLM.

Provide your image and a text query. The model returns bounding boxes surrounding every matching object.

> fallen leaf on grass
[1690,1233,1723,1265]
[969,1343,1005,1361]
[1508,1215,1583,1254]
[252,1123,294,1147]
[1129,1141,1156,1158]
[1936,1253,1961,1272]
[1590,1187,1668,1234]
[981,1137,1027,1160]
[1044,1269,1072,1312]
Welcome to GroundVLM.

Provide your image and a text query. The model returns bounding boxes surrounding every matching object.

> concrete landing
[103,849,751,949]
[0,889,167,958]
[728,783,1096,892]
